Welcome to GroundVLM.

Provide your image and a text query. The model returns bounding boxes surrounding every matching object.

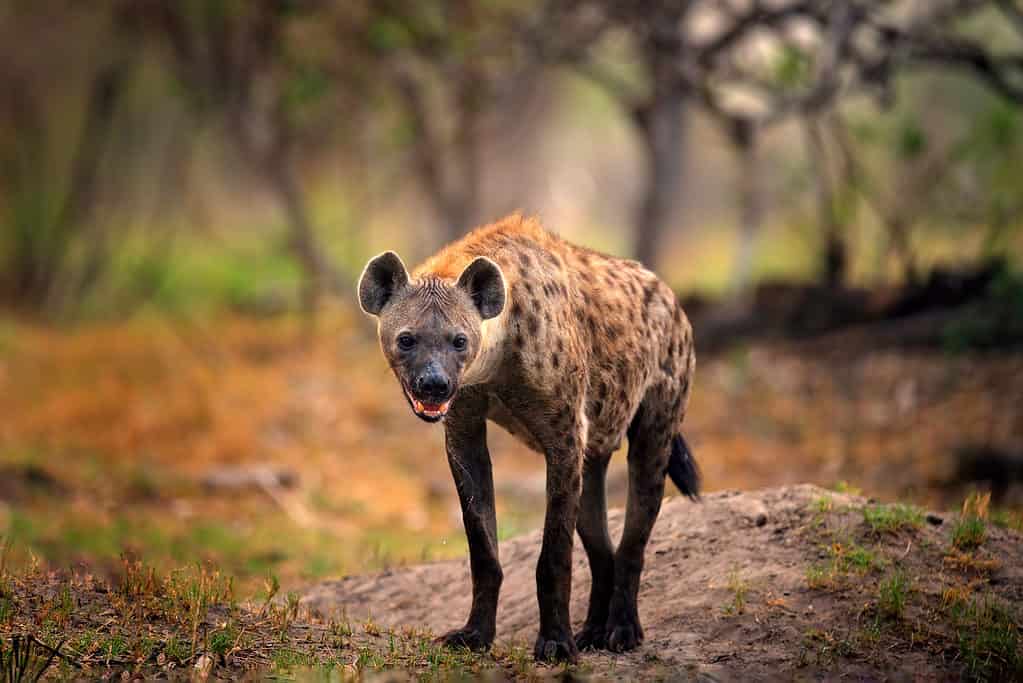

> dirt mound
[301,484,1023,680]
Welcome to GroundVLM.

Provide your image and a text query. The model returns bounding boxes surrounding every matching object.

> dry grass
[0,555,554,680]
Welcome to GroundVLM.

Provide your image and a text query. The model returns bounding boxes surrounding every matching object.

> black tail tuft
[667,433,701,500]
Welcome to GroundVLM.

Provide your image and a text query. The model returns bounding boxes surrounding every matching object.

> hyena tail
[667,432,701,501]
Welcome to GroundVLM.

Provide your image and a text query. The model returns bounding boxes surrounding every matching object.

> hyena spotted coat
[358,214,698,663]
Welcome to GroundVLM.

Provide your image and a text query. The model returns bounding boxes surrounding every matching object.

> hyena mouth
[403,387,451,422]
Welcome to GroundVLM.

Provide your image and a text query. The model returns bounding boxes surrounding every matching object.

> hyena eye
[452,334,468,351]
[397,333,417,350]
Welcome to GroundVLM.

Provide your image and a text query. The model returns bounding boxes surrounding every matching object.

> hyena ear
[358,251,409,316]
[457,256,506,320]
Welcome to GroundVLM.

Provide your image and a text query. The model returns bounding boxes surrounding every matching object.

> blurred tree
[355,0,539,245]
[544,0,1023,283]
[0,2,135,313]
[131,0,366,313]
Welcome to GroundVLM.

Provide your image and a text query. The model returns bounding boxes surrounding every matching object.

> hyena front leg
[528,398,588,664]
[439,392,502,650]
[534,446,583,663]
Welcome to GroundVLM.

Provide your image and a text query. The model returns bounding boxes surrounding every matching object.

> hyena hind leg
[605,395,675,652]
[574,452,615,650]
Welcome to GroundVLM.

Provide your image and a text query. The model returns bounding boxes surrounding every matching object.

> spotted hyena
[357,214,698,663]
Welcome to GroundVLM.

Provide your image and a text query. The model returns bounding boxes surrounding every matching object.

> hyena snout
[413,369,452,403]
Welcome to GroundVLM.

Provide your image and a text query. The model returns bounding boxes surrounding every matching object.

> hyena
[357,214,698,662]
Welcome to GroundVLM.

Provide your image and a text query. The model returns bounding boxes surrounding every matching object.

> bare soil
[301,484,1023,680]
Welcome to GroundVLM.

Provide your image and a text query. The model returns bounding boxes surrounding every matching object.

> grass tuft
[863,503,925,535]
[952,493,990,551]
[722,566,749,615]
[877,570,910,620]
[806,541,884,590]
[947,595,1022,682]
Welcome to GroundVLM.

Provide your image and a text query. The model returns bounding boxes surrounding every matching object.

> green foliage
[877,570,910,620]
[272,647,314,671]
[944,266,1023,352]
[895,117,927,160]
[863,504,925,535]
[806,540,884,590]
[773,45,811,89]
[948,596,1022,682]
[208,623,239,656]
[368,17,412,52]
[952,516,987,551]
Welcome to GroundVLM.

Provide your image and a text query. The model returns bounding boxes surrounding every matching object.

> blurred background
[1,0,1022,594]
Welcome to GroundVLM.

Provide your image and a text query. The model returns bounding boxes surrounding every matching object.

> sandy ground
[301,484,1023,680]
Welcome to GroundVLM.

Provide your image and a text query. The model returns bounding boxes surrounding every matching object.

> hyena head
[358,252,505,423]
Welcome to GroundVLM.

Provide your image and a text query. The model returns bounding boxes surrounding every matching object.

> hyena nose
[416,373,451,401]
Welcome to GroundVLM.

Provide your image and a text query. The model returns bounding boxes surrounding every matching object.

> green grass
[948,596,1023,681]
[272,647,316,671]
[813,495,834,513]
[722,566,749,615]
[843,544,883,573]
[833,481,863,496]
[805,564,831,589]
[863,503,925,535]
[806,541,884,589]
[991,509,1023,532]
[877,570,910,620]
[952,515,987,551]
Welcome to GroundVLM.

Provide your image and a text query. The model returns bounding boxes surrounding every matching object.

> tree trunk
[268,156,329,315]
[447,69,484,243]
[633,90,688,269]
[632,15,688,271]
[804,118,847,289]
[730,118,763,295]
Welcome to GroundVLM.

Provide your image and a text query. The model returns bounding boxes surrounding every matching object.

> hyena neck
[461,309,509,387]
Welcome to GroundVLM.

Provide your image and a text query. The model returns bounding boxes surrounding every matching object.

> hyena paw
[436,626,493,651]
[533,630,579,663]
[574,622,608,651]
[605,613,644,653]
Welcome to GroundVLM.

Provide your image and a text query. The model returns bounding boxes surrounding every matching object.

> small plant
[952,493,989,551]
[878,570,910,620]
[363,616,381,636]
[0,635,62,682]
[271,647,313,671]
[268,592,302,641]
[259,573,280,617]
[844,544,881,573]
[829,541,883,575]
[329,616,353,640]
[722,566,749,615]
[834,481,863,496]
[952,517,987,551]
[863,503,925,535]
[806,564,832,589]
[807,541,884,591]
[163,635,190,663]
[208,623,239,657]
[165,564,233,656]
